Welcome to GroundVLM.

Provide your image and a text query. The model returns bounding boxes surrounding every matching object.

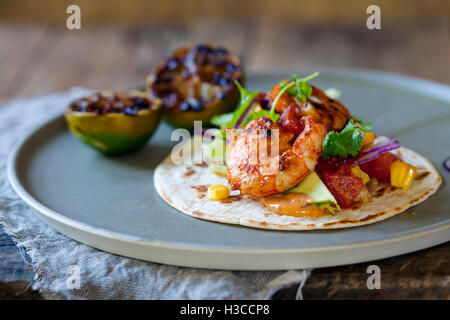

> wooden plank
[249,20,450,83]
[302,242,450,299]
[0,24,66,99]
[0,20,448,101]
[0,23,49,99]
[0,282,42,299]
[0,0,448,25]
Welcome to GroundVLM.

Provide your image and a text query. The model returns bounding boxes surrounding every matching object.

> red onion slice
[443,157,450,172]
[355,135,401,165]
[233,99,256,129]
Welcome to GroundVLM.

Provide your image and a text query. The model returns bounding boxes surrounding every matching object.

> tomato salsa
[316,158,364,208]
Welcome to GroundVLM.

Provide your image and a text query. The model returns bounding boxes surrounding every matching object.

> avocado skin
[69,131,155,156]
[65,106,162,155]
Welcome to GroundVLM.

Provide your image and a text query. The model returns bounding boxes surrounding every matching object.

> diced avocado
[287,171,339,211]
[208,163,227,176]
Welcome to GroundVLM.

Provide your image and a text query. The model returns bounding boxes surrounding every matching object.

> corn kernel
[362,132,375,147]
[351,165,370,184]
[390,160,417,190]
[207,185,230,200]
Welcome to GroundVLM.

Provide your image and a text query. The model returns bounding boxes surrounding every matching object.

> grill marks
[307,86,351,131]
[190,184,210,199]
[149,44,243,112]
[220,195,243,204]
[182,166,196,178]
[373,184,396,198]
[194,162,208,168]
[416,171,430,181]
[69,92,155,115]
[268,84,351,132]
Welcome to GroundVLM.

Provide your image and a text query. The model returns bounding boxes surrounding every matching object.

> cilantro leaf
[322,119,364,159]
[352,116,373,132]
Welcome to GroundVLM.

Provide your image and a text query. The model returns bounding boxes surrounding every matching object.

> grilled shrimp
[268,84,351,131]
[226,116,327,197]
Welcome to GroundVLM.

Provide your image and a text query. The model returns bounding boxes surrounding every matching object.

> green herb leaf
[244,110,280,126]
[272,72,319,113]
[322,119,364,159]
[210,81,259,132]
[283,72,318,102]
[352,116,373,132]
[230,81,260,128]
[211,112,233,128]
[211,73,318,132]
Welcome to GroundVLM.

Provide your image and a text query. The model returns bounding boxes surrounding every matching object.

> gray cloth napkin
[0,88,310,299]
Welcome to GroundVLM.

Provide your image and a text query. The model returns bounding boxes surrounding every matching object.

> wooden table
[0,21,449,299]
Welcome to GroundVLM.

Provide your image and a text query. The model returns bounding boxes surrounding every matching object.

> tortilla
[154,146,442,230]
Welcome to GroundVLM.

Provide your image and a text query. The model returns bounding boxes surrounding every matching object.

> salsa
[316,159,364,208]
[359,152,399,183]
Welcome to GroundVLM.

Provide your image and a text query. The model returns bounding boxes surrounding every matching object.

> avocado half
[65,92,162,155]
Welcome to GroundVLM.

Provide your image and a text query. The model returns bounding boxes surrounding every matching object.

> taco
[154,73,442,230]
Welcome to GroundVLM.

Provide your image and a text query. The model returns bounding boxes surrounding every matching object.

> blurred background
[0,0,448,100]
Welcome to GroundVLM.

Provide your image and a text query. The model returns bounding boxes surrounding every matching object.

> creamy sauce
[260,193,329,217]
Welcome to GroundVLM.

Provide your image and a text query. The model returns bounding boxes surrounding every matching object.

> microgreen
[271,72,319,115]
[211,73,319,134]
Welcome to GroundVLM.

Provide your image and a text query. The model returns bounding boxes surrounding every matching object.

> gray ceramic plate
[7,69,450,270]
